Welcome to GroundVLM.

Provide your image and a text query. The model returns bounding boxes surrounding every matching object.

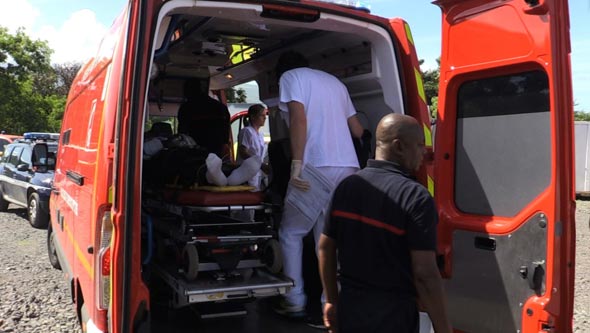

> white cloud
[0,1,40,33]
[37,9,108,64]
[0,0,107,64]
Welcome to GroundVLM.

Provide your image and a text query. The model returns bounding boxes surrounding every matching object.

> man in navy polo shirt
[318,114,452,333]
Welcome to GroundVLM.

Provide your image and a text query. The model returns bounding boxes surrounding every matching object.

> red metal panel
[434,0,574,331]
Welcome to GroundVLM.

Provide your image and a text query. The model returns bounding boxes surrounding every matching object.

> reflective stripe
[428,175,435,197]
[415,67,426,104]
[108,186,113,204]
[404,22,414,46]
[332,210,406,236]
[64,220,94,278]
[423,123,432,147]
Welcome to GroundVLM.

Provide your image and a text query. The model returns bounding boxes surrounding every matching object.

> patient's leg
[228,155,261,186]
[205,153,228,186]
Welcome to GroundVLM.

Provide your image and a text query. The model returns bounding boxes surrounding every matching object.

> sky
[2,0,588,111]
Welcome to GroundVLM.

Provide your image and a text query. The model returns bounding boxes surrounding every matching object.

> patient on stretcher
[143,133,263,190]
[204,153,261,187]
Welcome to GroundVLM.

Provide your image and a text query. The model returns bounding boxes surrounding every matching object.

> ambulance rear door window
[454,70,550,217]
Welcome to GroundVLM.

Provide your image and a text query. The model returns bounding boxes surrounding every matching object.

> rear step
[153,265,293,308]
[193,302,249,320]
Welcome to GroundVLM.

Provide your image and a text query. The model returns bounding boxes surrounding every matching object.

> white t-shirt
[238,125,265,189]
[279,67,359,168]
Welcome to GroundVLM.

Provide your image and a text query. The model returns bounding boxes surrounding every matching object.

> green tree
[41,62,82,131]
[420,58,440,119]
[0,27,54,133]
[225,87,247,103]
[52,62,81,96]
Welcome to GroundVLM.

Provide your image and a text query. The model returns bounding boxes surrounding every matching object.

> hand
[290,160,310,191]
[323,302,338,333]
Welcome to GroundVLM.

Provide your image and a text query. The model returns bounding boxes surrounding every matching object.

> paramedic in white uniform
[272,50,364,319]
[237,103,269,190]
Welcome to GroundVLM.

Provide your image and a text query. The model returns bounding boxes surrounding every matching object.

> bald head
[375,114,425,171]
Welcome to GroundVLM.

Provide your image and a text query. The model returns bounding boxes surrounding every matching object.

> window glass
[20,147,32,168]
[9,146,23,166]
[0,139,9,153]
[454,70,550,217]
[2,146,14,162]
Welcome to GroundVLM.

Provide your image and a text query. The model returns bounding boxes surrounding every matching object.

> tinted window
[20,147,32,168]
[454,70,550,217]
[1,146,14,162]
[9,146,23,166]
[46,144,57,170]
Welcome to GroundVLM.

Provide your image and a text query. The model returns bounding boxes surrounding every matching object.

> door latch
[520,261,545,294]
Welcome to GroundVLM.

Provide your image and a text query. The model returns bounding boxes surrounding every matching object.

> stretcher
[142,186,291,309]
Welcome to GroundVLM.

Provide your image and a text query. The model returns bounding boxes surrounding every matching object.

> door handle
[474,236,496,251]
[519,261,545,294]
[66,170,84,186]
[51,186,60,195]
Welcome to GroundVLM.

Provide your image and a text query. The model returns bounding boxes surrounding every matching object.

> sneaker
[271,297,307,319]
[306,314,327,330]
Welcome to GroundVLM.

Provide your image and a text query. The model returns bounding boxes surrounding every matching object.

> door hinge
[107,143,115,160]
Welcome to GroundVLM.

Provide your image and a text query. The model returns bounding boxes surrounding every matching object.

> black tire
[263,239,283,274]
[182,244,199,281]
[0,190,9,211]
[28,192,49,229]
[47,224,61,270]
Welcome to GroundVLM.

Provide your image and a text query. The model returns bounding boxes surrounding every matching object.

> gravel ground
[574,199,590,332]
[0,202,589,333]
[0,207,80,333]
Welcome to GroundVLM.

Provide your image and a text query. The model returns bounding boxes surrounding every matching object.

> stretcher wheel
[263,239,282,274]
[182,244,199,281]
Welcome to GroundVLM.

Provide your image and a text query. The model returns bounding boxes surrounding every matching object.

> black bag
[144,146,208,189]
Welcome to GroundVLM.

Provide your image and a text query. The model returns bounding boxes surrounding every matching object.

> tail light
[96,208,113,310]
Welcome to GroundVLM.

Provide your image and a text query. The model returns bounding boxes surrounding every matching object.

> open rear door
[433,1,575,332]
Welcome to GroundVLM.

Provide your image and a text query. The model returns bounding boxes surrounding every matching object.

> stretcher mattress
[163,186,264,206]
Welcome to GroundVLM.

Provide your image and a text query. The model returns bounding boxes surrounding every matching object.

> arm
[318,234,339,333]
[237,145,253,160]
[410,250,452,333]
[287,101,307,161]
[347,114,364,139]
[287,101,310,190]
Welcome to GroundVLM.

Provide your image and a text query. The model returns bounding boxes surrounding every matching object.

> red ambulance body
[47,0,575,332]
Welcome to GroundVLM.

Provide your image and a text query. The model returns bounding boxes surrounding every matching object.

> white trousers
[279,166,358,307]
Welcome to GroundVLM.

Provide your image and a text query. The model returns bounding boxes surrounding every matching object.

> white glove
[290,160,310,191]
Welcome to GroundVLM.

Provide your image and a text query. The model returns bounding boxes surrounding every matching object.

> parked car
[0,132,59,228]
[0,133,23,157]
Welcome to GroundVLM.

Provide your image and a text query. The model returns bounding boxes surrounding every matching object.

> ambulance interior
[139,0,406,314]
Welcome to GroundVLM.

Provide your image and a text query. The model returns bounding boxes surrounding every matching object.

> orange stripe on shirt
[332,210,406,236]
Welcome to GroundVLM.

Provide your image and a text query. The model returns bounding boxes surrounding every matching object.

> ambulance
[47,0,576,332]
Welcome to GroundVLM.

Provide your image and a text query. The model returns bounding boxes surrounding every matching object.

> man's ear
[392,138,404,155]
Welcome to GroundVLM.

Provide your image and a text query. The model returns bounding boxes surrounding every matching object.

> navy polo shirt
[323,159,438,297]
